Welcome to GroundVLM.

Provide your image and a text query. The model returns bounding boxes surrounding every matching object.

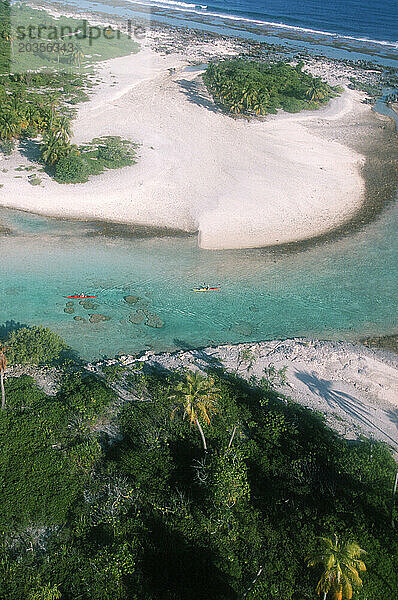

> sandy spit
[0,43,370,249]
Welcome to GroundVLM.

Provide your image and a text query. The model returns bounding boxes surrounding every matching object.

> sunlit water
[42,0,398,66]
[0,200,397,360]
[3,2,398,360]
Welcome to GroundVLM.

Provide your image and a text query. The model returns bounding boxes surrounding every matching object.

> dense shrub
[0,377,86,528]
[0,138,15,155]
[28,175,42,186]
[7,326,67,365]
[54,154,91,183]
[279,96,307,112]
[53,137,136,184]
[59,372,115,417]
[96,136,135,168]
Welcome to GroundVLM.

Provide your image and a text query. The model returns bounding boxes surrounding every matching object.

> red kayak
[65,295,97,299]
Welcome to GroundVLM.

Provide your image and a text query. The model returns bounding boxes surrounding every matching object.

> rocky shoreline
[88,338,398,453]
[5,337,398,452]
[361,333,398,355]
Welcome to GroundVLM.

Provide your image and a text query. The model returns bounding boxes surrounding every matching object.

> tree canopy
[6,326,67,366]
[203,59,338,115]
[0,1,137,183]
[0,354,396,599]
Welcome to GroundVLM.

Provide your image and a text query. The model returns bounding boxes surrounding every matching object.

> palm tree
[169,371,219,452]
[0,346,9,411]
[41,131,70,165]
[36,103,53,133]
[252,101,266,116]
[10,90,27,112]
[306,534,366,600]
[241,84,257,111]
[72,45,85,68]
[46,95,60,130]
[4,31,16,57]
[51,116,72,144]
[306,79,327,102]
[25,103,41,127]
[0,111,20,141]
[230,100,243,114]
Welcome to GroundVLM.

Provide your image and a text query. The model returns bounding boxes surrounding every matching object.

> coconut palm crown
[306,534,366,600]
[0,345,9,411]
[169,371,219,451]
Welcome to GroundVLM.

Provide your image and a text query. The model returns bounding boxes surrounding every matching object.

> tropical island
[0,325,397,599]
[0,2,138,183]
[1,2,396,248]
[0,2,397,597]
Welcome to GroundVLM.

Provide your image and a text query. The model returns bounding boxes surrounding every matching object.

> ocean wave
[132,0,207,10]
[124,0,398,50]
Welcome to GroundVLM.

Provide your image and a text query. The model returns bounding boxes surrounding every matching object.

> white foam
[123,0,398,50]
[128,0,207,10]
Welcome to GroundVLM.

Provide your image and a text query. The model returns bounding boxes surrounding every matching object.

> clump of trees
[0,335,396,599]
[54,136,136,183]
[0,0,136,184]
[5,326,67,366]
[203,59,339,115]
[0,67,83,176]
[0,76,136,183]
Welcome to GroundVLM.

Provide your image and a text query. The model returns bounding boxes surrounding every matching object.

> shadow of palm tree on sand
[295,370,398,449]
[177,77,221,113]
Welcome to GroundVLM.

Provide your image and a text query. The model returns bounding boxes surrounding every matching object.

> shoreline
[0,56,379,249]
[30,0,398,65]
[265,104,398,254]
[1,10,397,249]
[89,337,398,452]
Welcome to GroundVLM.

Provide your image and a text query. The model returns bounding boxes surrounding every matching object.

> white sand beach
[0,38,370,249]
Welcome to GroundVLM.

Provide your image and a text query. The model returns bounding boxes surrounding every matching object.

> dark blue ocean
[42,0,398,49]
[197,0,398,45]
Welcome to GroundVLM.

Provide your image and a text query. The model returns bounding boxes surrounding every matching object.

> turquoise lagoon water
[3,2,396,360]
[1,200,397,360]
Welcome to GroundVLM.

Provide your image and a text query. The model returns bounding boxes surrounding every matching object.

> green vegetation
[28,174,42,186]
[0,326,397,599]
[348,77,380,97]
[6,326,67,366]
[0,1,139,183]
[54,136,136,183]
[203,59,339,115]
[54,152,90,183]
[306,535,367,599]
[6,3,139,73]
[95,136,137,169]
[0,139,15,155]
[0,376,93,528]
[0,344,7,410]
[169,371,219,451]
